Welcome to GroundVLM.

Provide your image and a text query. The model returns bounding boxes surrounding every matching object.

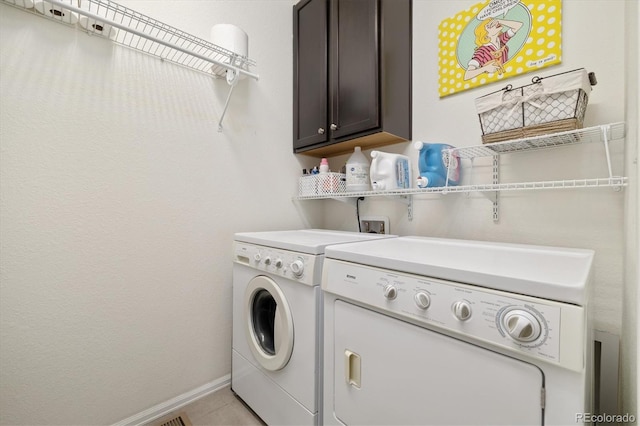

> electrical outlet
[360,216,390,234]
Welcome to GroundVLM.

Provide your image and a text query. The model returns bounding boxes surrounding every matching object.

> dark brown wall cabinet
[293,0,412,157]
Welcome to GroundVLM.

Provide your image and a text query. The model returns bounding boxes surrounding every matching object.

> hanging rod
[1,0,259,130]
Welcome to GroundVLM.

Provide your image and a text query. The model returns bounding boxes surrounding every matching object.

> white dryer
[231,229,393,426]
[322,236,595,426]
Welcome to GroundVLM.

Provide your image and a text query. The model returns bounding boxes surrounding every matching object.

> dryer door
[333,300,544,425]
[244,275,294,371]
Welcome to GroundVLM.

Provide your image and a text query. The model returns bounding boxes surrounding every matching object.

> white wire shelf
[1,0,259,130]
[293,177,628,201]
[293,123,628,221]
[293,122,627,200]
[450,122,625,159]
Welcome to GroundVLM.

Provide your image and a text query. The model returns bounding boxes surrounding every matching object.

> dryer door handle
[345,350,362,389]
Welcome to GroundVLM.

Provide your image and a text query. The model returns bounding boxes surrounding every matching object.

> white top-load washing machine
[232,229,393,426]
[321,236,595,426]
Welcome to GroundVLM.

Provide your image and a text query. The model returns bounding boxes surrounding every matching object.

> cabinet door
[330,0,379,140]
[293,0,329,151]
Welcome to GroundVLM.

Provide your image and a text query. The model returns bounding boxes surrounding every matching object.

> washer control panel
[323,259,587,371]
[234,242,319,286]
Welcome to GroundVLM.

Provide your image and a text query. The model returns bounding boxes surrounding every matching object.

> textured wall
[0,1,320,424]
[1,0,637,424]
[325,0,630,333]
[622,0,639,418]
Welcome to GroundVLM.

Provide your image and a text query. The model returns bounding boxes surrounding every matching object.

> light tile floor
[173,385,265,426]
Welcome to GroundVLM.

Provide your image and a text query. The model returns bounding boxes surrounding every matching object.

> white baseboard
[111,374,231,426]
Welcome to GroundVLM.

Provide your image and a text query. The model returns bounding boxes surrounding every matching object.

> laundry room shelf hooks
[1,0,259,131]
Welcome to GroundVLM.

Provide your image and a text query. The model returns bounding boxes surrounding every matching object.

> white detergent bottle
[345,146,371,192]
[370,151,412,190]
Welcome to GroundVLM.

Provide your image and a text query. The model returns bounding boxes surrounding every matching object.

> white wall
[622,0,639,417]
[322,0,637,415]
[0,1,320,424]
[327,0,630,332]
[1,0,637,424]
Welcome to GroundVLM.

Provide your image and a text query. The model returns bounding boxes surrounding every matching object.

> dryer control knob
[275,259,283,268]
[264,257,272,265]
[253,253,262,263]
[452,300,472,321]
[414,292,431,309]
[383,285,398,300]
[290,259,304,277]
[502,310,542,342]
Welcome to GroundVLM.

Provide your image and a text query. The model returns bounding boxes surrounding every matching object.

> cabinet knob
[317,127,325,135]
[330,123,338,131]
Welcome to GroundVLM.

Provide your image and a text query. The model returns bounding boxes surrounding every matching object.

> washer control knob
[274,258,283,268]
[290,259,304,277]
[383,285,397,300]
[264,257,272,266]
[253,253,262,263]
[502,310,542,342]
[414,292,431,310]
[452,300,472,321]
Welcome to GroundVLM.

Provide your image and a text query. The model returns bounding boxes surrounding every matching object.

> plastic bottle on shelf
[414,142,461,188]
[319,157,339,194]
[346,146,371,192]
[369,150,412,190]
[319,158,330,173]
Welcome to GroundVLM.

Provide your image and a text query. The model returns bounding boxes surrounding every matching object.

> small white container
[319,158,330,173]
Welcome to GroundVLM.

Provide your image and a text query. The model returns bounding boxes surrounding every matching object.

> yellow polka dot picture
[438,0,562,97]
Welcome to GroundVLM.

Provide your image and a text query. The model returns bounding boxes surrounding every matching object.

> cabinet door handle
[318,127,325,135]
[330,123,338,131]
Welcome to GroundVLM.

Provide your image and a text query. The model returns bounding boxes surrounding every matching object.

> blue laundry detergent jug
[414,142,461,188]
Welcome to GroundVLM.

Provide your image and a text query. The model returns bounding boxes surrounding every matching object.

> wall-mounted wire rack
[293,122,628,222]
[1,0,259,131]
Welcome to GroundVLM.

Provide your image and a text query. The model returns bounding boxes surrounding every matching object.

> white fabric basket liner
[475,69,592,114]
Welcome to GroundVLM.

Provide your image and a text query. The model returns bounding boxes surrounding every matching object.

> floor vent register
[154,413,192,426]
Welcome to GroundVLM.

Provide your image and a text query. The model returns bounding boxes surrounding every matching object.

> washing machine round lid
[244,276,294,371]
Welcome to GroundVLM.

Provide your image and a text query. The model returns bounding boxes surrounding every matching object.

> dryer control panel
[234,242,321,287]
[322,258,587,372]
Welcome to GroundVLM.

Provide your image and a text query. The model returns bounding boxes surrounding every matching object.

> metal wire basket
[476,68,596,144]
[298,173,346,197]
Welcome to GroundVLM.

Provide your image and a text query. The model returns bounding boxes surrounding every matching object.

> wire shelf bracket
[1,0,259,131]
